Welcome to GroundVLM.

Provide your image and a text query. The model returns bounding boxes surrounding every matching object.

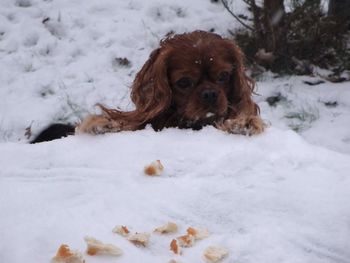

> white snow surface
[0,1,350,263]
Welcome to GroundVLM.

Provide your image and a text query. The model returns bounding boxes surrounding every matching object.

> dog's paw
[75,115,123,135]
[216,115,266,136]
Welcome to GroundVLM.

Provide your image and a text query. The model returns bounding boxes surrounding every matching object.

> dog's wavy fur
[32,31,264,143]
[76,31,264,135]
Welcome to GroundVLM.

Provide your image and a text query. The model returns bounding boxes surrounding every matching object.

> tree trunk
[328,0,350,17]
[263,0,286,52]
[328,0,350,27]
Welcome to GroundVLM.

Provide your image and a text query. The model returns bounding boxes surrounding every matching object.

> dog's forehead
[167,43,232,71]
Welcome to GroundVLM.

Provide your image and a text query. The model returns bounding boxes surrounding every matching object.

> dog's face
[75,31,263,136]
[167,45,235,124]
[130,31,255,128]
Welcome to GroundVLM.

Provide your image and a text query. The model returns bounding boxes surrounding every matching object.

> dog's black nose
[200,89,218,104]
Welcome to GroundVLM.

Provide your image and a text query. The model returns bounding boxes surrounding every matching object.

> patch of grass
[15,0,31,8]
[285,106,319,132]
[39,86,55,98]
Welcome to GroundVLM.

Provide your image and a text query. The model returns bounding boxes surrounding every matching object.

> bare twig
[221,0,254,31]
[242,0,253,6]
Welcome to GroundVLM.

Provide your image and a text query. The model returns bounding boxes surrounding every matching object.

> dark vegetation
[219,0,350,79]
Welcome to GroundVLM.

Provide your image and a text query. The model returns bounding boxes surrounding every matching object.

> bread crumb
[112,225,130,236]
[128,232,150,247]
[154,222,178,234]
[187,227,209,240]
[84,236,123,256]
[144,160,164,176]
[177,234,195,248]
[170,239,181,255]
[203,246,228,262]
[51,244,85,263]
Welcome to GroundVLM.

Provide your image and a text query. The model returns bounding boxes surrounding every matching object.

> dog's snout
[200,89,218,104]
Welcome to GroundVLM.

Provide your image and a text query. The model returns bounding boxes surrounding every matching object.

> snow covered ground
[0,0,349,263]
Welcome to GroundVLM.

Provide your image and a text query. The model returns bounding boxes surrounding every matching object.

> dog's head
[127,31,256,128]
[38,31,263,141]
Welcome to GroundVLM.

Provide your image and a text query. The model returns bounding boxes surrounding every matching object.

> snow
[1,128,350,263]
[257,78,350,154]
[0,1,349,263]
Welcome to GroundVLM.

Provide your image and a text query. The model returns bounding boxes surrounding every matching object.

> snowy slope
[0,0,350,263]
[0,0,240,141]
[1,128,350,263]
[257,78,350,154]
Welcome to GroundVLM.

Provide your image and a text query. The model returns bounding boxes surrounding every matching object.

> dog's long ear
[99,47,173,130]
[30,123,75,143]
[223,39,259,116]
[131,48,172,121]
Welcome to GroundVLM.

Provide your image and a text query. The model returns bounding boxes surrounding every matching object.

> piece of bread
[84,236,123,256]
[154,222,178,234]
[144,160,164,176]
[176,234,195,248]
[170,239,181,255]
[186,227,209,240]
[127,232,150,247]
[203,246,228,262]
[112,225,130,236]
[51,244,85,263]
[170,233,195,255]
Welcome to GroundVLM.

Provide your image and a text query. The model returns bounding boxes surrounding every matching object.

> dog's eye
[217,71,230,84]
[176,77,193,89]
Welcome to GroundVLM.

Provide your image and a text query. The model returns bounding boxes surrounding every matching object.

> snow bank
[1,127,349,263]
[1,0,349,262]
[0,0,239,142]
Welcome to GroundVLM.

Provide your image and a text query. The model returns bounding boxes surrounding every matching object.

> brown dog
[77,31,264,135]
[32,31,264,143]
